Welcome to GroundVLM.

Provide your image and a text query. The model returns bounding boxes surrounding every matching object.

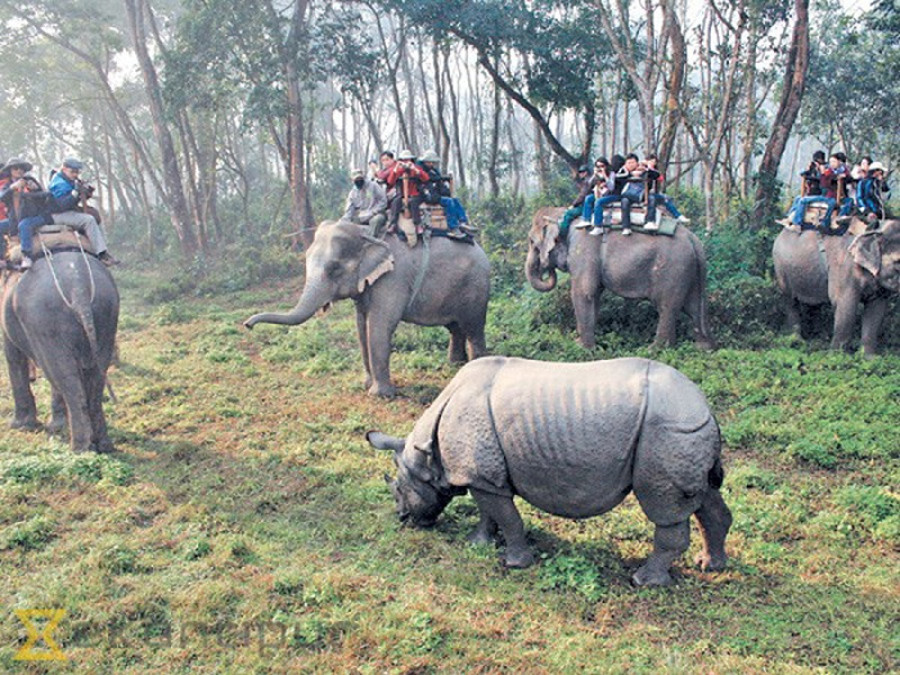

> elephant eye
[324,260,343,278]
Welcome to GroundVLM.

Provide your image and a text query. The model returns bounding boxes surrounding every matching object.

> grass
[0,262,897,673]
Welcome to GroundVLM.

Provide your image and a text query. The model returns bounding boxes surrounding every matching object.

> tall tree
[753,0,810,225]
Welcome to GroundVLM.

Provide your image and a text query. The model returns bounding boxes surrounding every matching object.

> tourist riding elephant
[1,252,119,453]
[773,219,900,355]
[526,207,715,349]
[244,220,490,397]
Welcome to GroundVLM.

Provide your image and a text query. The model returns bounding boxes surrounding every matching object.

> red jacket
[819,165,851,200]
[386,161,429,197]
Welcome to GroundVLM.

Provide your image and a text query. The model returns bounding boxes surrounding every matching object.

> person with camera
[385,149,430,233]
[574,158,611,234]
[779,150,826,230]
[818,152,853,230]
[0,158,56,270]
[48,158,118,266]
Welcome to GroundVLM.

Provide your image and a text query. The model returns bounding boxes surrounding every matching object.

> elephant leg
[685,284,715,350]
[466,508,499,546]
[446,322,467,363]
[632,520,690,587]
[860,297,888,357]
[459,315,487,361]
[41,362,92,453]
[830,294,859,352]
[48,387,67,435]
[572,279,601,349]
[782,296,803,336]
[652,302,680,349]
[4,339,38,430]
[356,306,373,389]
[85,367,113,454]
[693,490,732,572]
[366,311,401,397]
[470,489,534,568]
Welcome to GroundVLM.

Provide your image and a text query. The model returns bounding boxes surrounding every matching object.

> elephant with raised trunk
[773,219,900,355]
[368,356,732,587]
[244,221,490,396]
[1,252,119,453]
[526,207,715,349]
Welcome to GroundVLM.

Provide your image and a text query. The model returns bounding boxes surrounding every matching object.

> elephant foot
[10,417,40,432]
[695,551,727,573]
[46,419,67,435]
[368,382,396,398]
[631,564,675,587]
[501,546,535,569]
[92,438,115,454]
[694,337,717,351]
[467,528,497,547]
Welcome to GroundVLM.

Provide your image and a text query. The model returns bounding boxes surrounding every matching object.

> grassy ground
[0,262,897,673]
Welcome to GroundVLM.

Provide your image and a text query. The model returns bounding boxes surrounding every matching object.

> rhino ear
[851,232,882,278]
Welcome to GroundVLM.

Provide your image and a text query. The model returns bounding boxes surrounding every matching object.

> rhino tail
[707,456,724,491]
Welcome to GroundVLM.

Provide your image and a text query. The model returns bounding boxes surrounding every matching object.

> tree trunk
[753,0,810,226]
[124,0,199,258]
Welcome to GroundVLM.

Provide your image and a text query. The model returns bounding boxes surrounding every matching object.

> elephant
[1,251,119,453]
[244,220,490,397]
[368,355,732,587]
[772,219,900,355]
[526,206,715,349]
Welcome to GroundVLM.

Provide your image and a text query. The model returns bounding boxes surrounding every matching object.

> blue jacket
[858,176,890,217]
[48,170,81,212]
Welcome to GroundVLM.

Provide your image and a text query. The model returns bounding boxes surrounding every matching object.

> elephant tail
[70,287,101,370]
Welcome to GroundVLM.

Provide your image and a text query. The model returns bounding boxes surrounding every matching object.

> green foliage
[538,551,609,602]
[1,516,55,551]
[99,545,139,574]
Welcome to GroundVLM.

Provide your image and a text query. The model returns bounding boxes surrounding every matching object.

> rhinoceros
[367,356,732,586]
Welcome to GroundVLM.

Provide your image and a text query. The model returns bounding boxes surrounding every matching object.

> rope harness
[39,231,96,310]
[406,229,431,313]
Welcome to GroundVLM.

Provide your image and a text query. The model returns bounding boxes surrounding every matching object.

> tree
[753,0,810,225]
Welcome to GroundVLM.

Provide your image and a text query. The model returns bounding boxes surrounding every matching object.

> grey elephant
[773,219,900,355]
[245,221,490,396]
[526,207,715,349]
[368,355,732,587]
[1,252,119,453]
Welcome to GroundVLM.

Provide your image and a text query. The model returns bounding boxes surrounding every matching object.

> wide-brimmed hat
[869,161,886,172]
[350,167,365,179]
[62,157,84,170]
[0,158,33,174]
[420,150,440,164]
[397,149,415,161]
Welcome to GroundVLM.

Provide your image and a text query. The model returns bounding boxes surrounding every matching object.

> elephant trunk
[526,246,557,292]
[244,276,333,329]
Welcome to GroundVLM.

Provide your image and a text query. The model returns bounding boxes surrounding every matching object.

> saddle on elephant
[5,223,97,265]
[782,206,867,237]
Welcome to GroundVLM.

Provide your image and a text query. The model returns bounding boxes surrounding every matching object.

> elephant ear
[539,219,560,269]
[357,237,394,293]
[850,231,882,278]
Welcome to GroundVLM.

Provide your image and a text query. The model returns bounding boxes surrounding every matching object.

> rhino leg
[693,489,732,572]
[470,489,534,568]
[466,509,499,546]
[632,520,690,587]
